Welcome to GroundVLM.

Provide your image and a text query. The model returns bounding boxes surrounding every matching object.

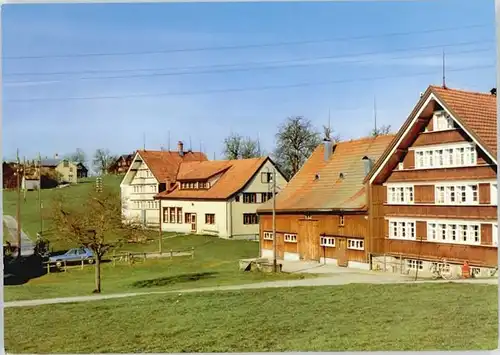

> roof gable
[366,85,497,184]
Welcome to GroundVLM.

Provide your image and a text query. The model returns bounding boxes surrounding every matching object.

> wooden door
[276,233,284,260]
[336,237,348,267]
[298,220,320,261]
[190,214,197,233]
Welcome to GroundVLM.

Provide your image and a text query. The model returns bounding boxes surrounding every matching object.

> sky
[2,0,496,169]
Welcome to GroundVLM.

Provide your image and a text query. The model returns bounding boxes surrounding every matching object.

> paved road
[4,273,497,308]
[3,215,34,256]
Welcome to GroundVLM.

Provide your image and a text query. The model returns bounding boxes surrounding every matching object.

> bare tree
[274,116,321,179]
[93,149,115,175]
[371,125,392,137]
[322,125,341,143]
[222,133,260,159]
[66,148,87,165]
[50,189,142,293]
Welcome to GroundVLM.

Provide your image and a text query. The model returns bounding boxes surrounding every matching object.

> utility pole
[16,149,22,258]
[272,168,277,272]
[158,203,162,255]
[38,152,43,236]
[23,156,27,202]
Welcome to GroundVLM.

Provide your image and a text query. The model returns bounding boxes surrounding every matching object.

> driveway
[3,215,34,256]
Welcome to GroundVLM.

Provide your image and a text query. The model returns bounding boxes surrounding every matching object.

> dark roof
[40,159,61,167]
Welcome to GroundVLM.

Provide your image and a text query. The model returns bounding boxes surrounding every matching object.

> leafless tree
[222,133,260,159]
[274,116,321,179]
[371,125,392,137]
[50,189,143,293]
[93,149,115,175]
[66,148,87,165]
[322,125,341,143]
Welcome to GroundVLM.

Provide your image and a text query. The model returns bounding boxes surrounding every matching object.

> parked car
[49,247,94,267]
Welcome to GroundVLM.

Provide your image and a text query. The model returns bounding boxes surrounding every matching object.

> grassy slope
[4,234,312,302]
[5,283,498,353]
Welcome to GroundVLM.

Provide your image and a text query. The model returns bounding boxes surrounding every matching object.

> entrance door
[298,220,320,261]
[336,237,348,267]
[190,214,197,233]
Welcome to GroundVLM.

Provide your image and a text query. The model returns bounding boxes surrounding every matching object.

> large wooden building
[257,135,394,269]
[366,85,498,277]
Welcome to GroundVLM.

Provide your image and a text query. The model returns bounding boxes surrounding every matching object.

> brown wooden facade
[259,213,369,265]
[367,90,498,268]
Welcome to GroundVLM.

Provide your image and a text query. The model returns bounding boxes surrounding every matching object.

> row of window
[263,233,365,251]
[414,143,476,169]
[132,184,157,193]
[236,192,274,204]
[387,182,497,206]
[132,200,159,209]
[388,219,498,246]
[135,169,154,178]
[180,181,210,190]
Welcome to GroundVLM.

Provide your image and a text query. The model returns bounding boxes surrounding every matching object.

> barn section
[365,85,498,277]
[257,135,394,270]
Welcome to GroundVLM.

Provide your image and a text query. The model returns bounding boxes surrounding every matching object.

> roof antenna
[442,49,447,89]
[213,152,216,160]
[257,132,261,156]
[374,96,378,136]
[189,136,192,151]
[143,132,146,150]
[168,130,171,152]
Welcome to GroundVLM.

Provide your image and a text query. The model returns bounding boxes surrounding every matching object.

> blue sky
[2,0,496,167]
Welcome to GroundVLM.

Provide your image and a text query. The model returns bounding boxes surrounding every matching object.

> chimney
[490,88,496,96]
[177,141,184,156]
[323,138,333,161]
[362,156,373,176]
[419,92,424,98]
[54,153,59,159]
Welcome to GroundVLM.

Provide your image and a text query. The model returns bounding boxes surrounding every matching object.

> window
[205,214,215,225]
[388,220,416,240]
[320,236,335,247]
[263,232,273,240]
[414,143,476,169]
[435,184,479,205]
[304,213,312,220]
[243,213,258,225]
[387,186,414,204]
[63,161,69,167]
[261,172,273,183]
[163,207,169,223]
[169,208,176,224]
[177,208,182,224]
[347,239,364,250]
[243,193,257,203]
[491,183,498,205]
[261,193,270,203]
[407,259,423,270]
[284,233,297,243]
[433,111,455,131]
[69,167,73,173]
[427,221,481,245]
[339,215,345,226]
[235,195,240,202]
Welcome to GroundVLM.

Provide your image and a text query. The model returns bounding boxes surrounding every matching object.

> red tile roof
[431,85,497,156]
[258,135,395,213]
[156,157,269,200]
[136,150,208,183]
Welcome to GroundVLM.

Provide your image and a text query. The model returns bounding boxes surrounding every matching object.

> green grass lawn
[4,234,313,302]
[4,283,498,353]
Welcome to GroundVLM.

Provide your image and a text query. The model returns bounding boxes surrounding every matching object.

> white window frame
[387,185,414,204]
[427,221,481,246]
[491,183,498,206]
[284,233,297,243]
[493,224,498,247]
[435,183,479,205]
[388,219,416,240]
[320,236,335,247]
[413,143,477,169]
[263,232,273,241]
[347,239,364,250]
[433,110,455,131]
[406,259,423,270]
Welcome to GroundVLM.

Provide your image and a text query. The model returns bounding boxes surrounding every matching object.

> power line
[4,41,494,85]
[3,23,489,60]
[5,64,494,103]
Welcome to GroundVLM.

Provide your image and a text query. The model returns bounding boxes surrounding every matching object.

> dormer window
[433,110,454,131]
[180,181,210,190]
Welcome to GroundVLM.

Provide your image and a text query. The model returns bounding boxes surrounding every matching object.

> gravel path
[3,215,34,256]
[4,273,496,308]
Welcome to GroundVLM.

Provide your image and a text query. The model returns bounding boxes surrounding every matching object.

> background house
[108,153,135,175]
[55,160,80,184]
[257,135,393,268]
[155,156,288,239]
[120,142,207,227]
[366,85,498,277]
[3,162,17,189]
